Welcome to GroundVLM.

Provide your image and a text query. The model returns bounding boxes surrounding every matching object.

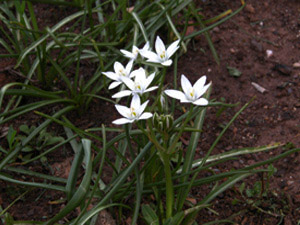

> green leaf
[267,164,277,177]
[7,126,17,150]
[45,139,92,225]
[22,153,33,161]
[163,212,185,225]
[142,204,159,225]
[21,146,33,153]
[45,136,64,146]
[227,66,242,77]
[66,143,83,201]
[19,124,30,135]
[246,181,261,198]
[239,182,245,194]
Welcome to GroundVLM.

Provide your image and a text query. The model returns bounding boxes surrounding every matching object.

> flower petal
[122,77,135,91]
[120,49,135,59]
[181,74,192,95]
[131,94,141,109]
[193,76,206,91]
[146,57,163,64]
[125,60,134,74]
[155,36,166,55]
[114,61,124,73]
[180,98,192,103]
[164,89,187,102]
[139,112,153,120]
[141,51,161,62]
[166,39,180,58]
[144,72,155,88]
[112,90,132,98]
[136,100,149,116]
[102,72,118,81]
[142,42,150,51]
[161,60,172,66]
[109,81,122,89]
[193,98,208,106]
[130,68,144,79]
[145,86,158,93]
[135,68,146,80]
[112,118,133,125]
[132,46,139,56]
[115,105,130,118]
[196,82,211,99]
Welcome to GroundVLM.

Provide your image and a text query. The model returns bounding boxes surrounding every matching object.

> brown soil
[0,0,300,224]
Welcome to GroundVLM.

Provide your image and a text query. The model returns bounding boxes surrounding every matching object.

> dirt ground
[0,0,300,224]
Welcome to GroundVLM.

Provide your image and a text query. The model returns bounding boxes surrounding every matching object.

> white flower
[120,42,150,61]
[102,60,133,89]
[164,74,211,106]
[141,36,180,66]
[112,68,158,98]
[112,94,153,125]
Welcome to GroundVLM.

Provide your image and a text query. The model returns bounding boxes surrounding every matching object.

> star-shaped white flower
[102,60,133,89]
[120,42,150,61]
[141,36,180,66]
[164,74,211,106]
[112,68,158,98]
[112,94,153,125]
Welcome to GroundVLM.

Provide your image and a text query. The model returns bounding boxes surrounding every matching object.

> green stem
[167,104,194,153]
[125,124,142,225]
[137,121,165,152]
[162,152,173,219]
[151,67,167,112]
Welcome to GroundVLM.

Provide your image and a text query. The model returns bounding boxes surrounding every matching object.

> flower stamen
[130,107,137,117]
[160,50,166,59]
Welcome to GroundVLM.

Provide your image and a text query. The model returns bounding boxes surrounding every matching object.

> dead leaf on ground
[51,157,73,179]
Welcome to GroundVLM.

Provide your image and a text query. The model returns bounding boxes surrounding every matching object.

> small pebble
[295,194,300,203]
[273,63,292,76]
[251,39,263,52]
[293,62,300,68]
[252,82,267,93]
[266,49,273,58]
[245,4,255,13]
[212,27,220,32]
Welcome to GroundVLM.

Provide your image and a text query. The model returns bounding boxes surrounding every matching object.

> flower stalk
[167,104,194,154]
[125,124,142,225]
[161,152,174,219]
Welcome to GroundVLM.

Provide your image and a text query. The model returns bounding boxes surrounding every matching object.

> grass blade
[45,139,93,225]
[176,88,211,211]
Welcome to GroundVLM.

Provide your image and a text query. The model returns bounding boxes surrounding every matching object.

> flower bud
[159,94,168,113]
[152,112,160,128]
[163,114,173,131]
[152,113,174,133]
[158,121,164,132]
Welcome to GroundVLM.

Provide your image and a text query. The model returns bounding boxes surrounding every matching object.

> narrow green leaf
[0,173,65,192]
[66,145,83,200]
[45,139,93,225]
[227,66,242,77]
[176,88,211,211]
[142,204,159,225]
[75,203,129,225]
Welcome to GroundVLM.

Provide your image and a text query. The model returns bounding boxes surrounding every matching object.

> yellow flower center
[135,82,142,90]
[130,107,137,117]
[190,89,195,97]
[119,69,126,76]
[160,50,166,59]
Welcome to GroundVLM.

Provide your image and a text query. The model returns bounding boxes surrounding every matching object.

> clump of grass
[1,1,298,224]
